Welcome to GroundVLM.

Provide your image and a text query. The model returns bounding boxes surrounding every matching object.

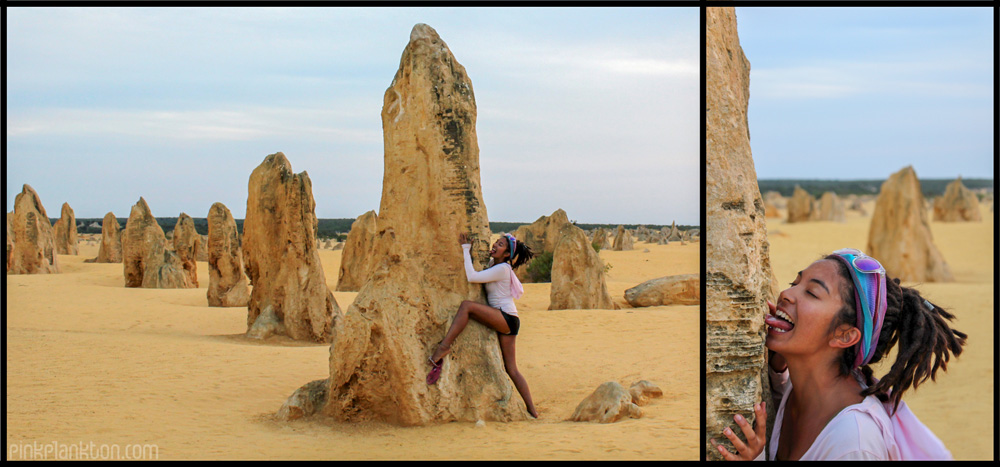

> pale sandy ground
[765,202,994,461]
[5,238,700,460]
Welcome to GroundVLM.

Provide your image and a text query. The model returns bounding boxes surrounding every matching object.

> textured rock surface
[933,177,981,222]
[868,166,953,282]
[336,210,379,291]
[549,223,615,310]
[243,152,342,342]
[277,379,329,421]
[6,212,12,271]
[8,185,60,274]
[816,191,846,223]
[172,213,201,287]
[568,382,642,423]
[667,221,683,242]
[591,227,612,250]
[91,213,123,263]
[786,185,814,223]
[629,380,664,407]
[206,202,250,307]
[705,7,775,460]
[612,225,634,251]
[318,24,528,425]
[511,209,571,282]
[624,274,700,307]
[53,202,79,255]
[122,198,193,288]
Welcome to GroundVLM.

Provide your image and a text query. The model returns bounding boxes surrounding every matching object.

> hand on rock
[711,401,767,461]
[458,233,471,245]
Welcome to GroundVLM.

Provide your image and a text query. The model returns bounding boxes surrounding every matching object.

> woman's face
[765,259,849,358]
[490,237,510,261]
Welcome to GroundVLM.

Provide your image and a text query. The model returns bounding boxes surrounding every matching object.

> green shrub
[592,242,602,253]
[526,251,554,283]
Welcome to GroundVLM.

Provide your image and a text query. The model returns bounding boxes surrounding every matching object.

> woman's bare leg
[499,333,538,418]
[430,300,510,363]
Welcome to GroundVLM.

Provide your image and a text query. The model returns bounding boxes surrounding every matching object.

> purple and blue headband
[505,234,517,259]
[831,248,887,368]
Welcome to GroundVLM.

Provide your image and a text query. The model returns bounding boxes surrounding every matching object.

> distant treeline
[758,178,994,198]
[70,218,699,238]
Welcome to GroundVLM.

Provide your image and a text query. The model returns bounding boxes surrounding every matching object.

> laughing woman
[712,248,966,460]
[426,232,538,419]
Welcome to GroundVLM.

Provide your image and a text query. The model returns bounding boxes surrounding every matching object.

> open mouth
[765,309,795,333]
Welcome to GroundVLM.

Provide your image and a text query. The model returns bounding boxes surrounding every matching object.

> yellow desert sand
[766,201,994,461]
[5,236,699,460]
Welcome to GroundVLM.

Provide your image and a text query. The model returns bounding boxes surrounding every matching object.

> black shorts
[499,310,520,336]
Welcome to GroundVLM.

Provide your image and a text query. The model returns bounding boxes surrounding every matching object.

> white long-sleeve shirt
[462,244,518,316]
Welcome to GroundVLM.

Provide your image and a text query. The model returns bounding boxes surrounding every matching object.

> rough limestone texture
[868,166,954,283]
[243,153,342,342]
[511,209,572,282]
[6,212,13,271]
[313,24,528,426]
[568,382,643,423]
[172,213,201,287]
[612,225,634,251]
[667,221,683,242]
[88,212,123,263]
[549,223,615,310]
[624,274,700,307]
[591,227,612,250]
[336,210,379,291]
[122,197,194,288]
[786,185,814,223]
[8,185,60,274]
[277,379,329,421]
[629,380,664,407]
[816,191,846,223]
[206,202,250,307]
[53,202,79,255]
[933,177,981,222]
[705,7,775,460]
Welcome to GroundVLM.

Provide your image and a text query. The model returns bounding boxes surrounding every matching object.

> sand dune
[765,202,993,460]
[5,239,699,460]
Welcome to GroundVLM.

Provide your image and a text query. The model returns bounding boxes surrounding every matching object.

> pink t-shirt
[756,367,952,461]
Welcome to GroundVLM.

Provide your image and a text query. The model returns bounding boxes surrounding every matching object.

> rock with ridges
[277,379,329,421]
[629,380,664,406]
[53,202,79,255]
[511,209,572,282]
[569,381,642,423]
[549,223,615,310]
[89,212,123,263]
[8,185,60,274]
[243,152,342,342]
[336,210,379,291]
[206,202,250,307]
[868,166,953,282]
[624,274,700,307]
[172,213,200,287]
[122,198,193,288]
[318,23,527,425]
[612,225,633,251]
[933,177,981,222]
[705,8,775,460]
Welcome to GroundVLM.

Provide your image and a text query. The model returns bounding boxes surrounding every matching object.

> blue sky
[6,7,700,225]
[735,7,994,181]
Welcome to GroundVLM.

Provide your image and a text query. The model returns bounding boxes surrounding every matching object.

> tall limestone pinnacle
[705,7,776,460]
[281,23,529,426]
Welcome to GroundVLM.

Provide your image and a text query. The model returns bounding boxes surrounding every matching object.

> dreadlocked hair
[825,255,967,414]
[508,241,535,270]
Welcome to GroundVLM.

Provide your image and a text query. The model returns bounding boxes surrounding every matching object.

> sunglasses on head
[832,248,885,276]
